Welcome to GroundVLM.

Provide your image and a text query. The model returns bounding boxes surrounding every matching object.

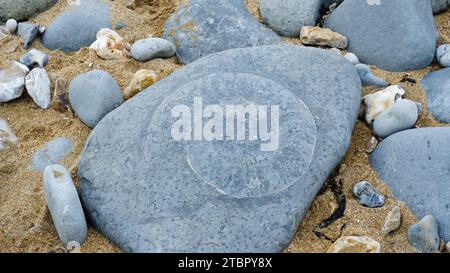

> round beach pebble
[5,19,17,34]
[43,164,87,246]
[436,44,450,67]
[68,70,124,128]
[373,99,419,138]
[408,215,440,253]
[130,37,176,62]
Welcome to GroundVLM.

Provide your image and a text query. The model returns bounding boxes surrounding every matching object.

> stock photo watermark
[170,97,280,152]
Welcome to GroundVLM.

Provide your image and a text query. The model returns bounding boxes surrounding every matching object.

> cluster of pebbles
[1,0,450,253]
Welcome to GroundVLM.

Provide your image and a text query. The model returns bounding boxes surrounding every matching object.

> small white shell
[89,28,130,60]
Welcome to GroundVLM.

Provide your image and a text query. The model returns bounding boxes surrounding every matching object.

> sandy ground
[0,0,449,253]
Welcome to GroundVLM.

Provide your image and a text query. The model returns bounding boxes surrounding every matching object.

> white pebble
[6,19,18,34]
[0,61,29,103]
[25,68,51,109]
[344,52,360,64]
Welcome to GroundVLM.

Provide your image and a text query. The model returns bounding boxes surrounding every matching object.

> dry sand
[0,0,449,253]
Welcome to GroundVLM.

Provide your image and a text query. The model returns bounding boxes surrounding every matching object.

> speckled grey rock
[353,181,385,208]
[421,68,450,123]
[17,22,39,49]
[325,0,438,72]
[20,49,49,69]
[44,164,87,245]
[78,45,361,252]
[69,70,123,128]
[373,99,419,138]
[0,0,57,23]
[163,0,281,64]
[30,137,73,171]
[432,0,450,14]
[370,127,450,242]
[436,44,450,67]
[354,64,389,87]
[130,38,175,62]
[41,0,112,52]
[408,215,440,253]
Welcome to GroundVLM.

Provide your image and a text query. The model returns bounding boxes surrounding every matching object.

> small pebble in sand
[124,69,160,100]
[51,78,72,114]
[382,206,402,235]
[6,19,18,34]
[0,117,18,150]
[366,136,378,154]
[131,37,176,62]
[362,85,405,124]
[25,68,52,109]
[115,21,126,30]
[43,164,87,245]
[38,26,46,35]
[373,99,419,138]
[436,44,450,67]
[327,236,381,253]
[20,48,49,69]
[300,26,348,49]
[355,64,389,87]
[353,181,385,208]
[90,28,130,60]
[408,215,440,253]
[30,137,73,171]
[17,22,39,49]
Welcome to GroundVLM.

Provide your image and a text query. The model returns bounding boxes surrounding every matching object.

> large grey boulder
[370,127,450,242]
[78,45,361,252]
[259,0,343,38]
[69,70,124,128]
[421,68,450,123]
[41,0,112,52]
[325,0,438,72]
[163,0,281,64]
[0,0,57,23]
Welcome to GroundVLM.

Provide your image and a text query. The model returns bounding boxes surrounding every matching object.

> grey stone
[373,99,419,138]
[436,44,450,68]
[17,22,39,49]
[0,0,57,23]
[432,0,450,14]
[421,68,450,123]
[260,0,322,38]
[20,48,49,69]
[43,164,87,245]
[25,68,51,109]
[325,0,438,72]
[115,22,126,30]
[163,0,281,64]
[0,61,29,103]
[353,181,385,208]
[30,137,73,171]
[41,0,112,52]
[354,64,389,88]
[408,215,440,253]
[130,38,176,62]
[68,70,124,128]
[370,127,450,242]
[78,45,361,252]
[5,19,17,34]
[344,52,359,65]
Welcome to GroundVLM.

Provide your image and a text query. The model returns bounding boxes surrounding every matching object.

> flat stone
[353,181,385,208]
[355,64,389,88]
[300,26,347,49]
[325,0,438,72]
[0,61,29,103]
[0,117,18,150]
[25,68,51,109]
[370,127,450,242]
[43,164,88,245]
[130,38,175,62]
[30,137,73,171]
[78,45,361,252]
[17,22,39,50]
[373,99,419,138]
[408,215,440,253]
[68,70,124,128]
[421,68,450,123]
[327,236,381,253]
[41,0,112,52]
[163,0,281,64]
[20,48,49,69]
[0,0,57,23]
[382,206,402,235]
